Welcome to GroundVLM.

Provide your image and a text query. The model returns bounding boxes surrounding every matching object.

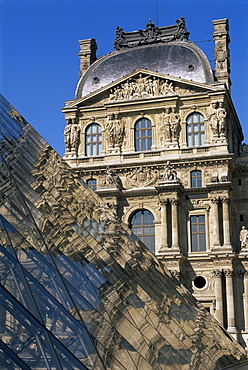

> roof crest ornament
[114,17,190,50]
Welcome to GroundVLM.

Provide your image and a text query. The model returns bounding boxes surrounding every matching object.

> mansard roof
[76,18,214,99]
[66,69,221,111]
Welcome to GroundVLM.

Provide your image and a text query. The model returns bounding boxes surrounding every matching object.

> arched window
[191,170,202,188]
[134,118,152,151]
[86,179,97,191]
[130,209,155,253]
[85,123,102,156]
[186,113,204,146]
[190,215,206,252]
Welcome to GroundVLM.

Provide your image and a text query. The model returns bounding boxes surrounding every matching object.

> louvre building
[1,18,248,370]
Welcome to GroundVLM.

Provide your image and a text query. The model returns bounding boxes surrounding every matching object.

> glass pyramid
[0,93,247,369]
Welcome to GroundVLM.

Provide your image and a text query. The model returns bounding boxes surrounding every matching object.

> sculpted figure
[214,42,227,70]
[106,113,125,150]
[209,102,219,136]
[173,17,190,41]
[105,167,122,188]
[64,119,72,151]
[162,161,178,182]
[240,226,248,248]
[114,27,128,50]
[70,119,80,151]
[106,114,115,147]
[159,108,171,144]
[170,108,181,142]
[217,102,227,135]
[64,118,80,152]
[161,80,175,95]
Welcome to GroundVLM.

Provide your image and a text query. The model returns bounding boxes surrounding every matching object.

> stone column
[224,269,236,333]
[159,200,168,251]
[243,271,248,331]
[222,198,231,247]
[213,269,224,326]
[171,199,179,249]
[211,198,220,246]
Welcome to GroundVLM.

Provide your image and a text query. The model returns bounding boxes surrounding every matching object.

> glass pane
[200,234,206,251]
[191,215,197,223]
[194,134,198,146]
[148,137,152,149]
[191,234,198,252]
[142,139,146,151]
[141,130,146,137]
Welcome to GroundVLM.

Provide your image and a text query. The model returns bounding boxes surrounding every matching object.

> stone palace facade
[62,18,248,348]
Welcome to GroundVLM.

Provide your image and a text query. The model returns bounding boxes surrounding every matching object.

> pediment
[63,69,221,110]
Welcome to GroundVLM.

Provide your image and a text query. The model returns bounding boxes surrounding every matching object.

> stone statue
[64,118,80,153]
[217,102,227,136]
[104,167,122,188]
[138,20,162,45]
[209,102,227,138]
[162,161,179,182]
[170,108,181,142]
[240,226,248,248]
[209,102,219,136]
[214,41,227,70]
[105,114,115,148]
[70,119,80,151]
[106,113,125,152]
[114,27,128,50]
[64,119,72,151]
[173,17,190,41]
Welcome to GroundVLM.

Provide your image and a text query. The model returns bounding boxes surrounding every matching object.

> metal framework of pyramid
[0,94,247,369]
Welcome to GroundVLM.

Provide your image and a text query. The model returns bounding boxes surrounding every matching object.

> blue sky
[1,0,248,156]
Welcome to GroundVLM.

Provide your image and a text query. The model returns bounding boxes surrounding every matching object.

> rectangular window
[190,215,206,252]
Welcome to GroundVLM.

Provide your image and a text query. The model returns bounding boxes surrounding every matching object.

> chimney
[212,19,231,90]
[78,38,98,78]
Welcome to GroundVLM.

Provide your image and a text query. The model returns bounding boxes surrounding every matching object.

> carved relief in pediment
[106,74,200,103]
[124,167,158,189]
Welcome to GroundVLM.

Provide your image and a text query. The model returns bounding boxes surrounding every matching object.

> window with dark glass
[134,118,152,151]
[85,123,102,156]
[186,113,204,146]
[130,209,155,253]
[191,170,202,188]
[86,179,97,191]
[190,215,206,252]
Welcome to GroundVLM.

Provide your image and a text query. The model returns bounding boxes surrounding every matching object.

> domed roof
[75,20,214,99]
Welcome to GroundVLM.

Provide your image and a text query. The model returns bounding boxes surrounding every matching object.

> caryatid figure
[70,119,80,152]
[170,107,181,143]
[217,102,227,136]
[64,119,72,152]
